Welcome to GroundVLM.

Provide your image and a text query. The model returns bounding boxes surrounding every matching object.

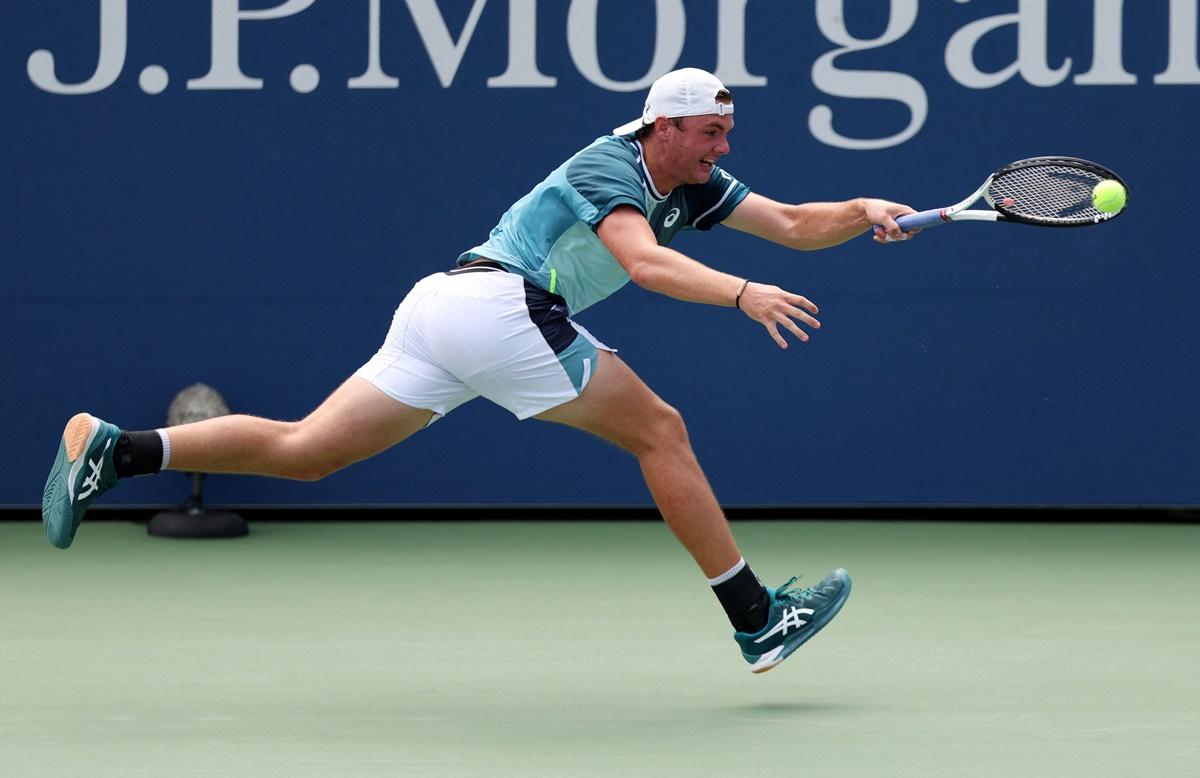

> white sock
[707,557,746,586]
[156,429,171,471]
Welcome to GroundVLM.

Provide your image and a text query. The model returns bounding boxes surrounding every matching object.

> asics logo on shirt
[663,208,680,227]
[754,605,814,643]
[77,440,111,501]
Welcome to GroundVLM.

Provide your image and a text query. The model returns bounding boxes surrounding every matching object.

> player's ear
[654,116,675,138]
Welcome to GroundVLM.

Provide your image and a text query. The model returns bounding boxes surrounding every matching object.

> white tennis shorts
[355,266,614,422]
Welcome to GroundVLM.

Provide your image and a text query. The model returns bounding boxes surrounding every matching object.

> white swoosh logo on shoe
[77,439,112,501]
[754,606,814,644]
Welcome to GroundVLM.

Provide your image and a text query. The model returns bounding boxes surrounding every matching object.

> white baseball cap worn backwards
[612,68,734,136]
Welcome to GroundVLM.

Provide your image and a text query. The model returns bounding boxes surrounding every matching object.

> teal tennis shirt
[457,134,750,314]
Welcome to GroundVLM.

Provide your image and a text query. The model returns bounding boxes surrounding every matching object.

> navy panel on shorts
[523,281,576,355]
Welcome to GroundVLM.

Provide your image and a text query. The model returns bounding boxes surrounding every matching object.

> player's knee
[631,402,691,455]
[275,422,349,481]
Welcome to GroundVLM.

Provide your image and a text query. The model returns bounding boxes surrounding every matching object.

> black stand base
[147,509,248,539]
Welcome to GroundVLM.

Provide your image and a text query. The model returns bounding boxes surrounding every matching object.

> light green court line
[1,520,1197,777]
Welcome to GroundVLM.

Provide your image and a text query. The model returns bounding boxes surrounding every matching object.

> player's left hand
[864,198,919,243]
[737,282,820,349]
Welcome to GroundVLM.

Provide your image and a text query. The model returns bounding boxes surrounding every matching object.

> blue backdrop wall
[3,1,1195,507]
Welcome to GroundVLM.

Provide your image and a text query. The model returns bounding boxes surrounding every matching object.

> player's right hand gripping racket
[886,156,1129,238]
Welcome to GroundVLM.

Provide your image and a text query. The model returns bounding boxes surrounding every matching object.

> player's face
[668,115,734,184]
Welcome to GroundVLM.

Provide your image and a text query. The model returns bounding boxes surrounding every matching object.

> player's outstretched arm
[598,205,819,349]
[722,192,918,248]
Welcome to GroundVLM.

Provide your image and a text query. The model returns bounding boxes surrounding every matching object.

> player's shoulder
[566,135,641,180]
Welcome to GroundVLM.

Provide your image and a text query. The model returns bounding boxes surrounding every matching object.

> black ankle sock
[113,431,164,478]
[712,564,771,633]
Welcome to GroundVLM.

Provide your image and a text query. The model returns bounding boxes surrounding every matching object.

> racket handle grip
[874,209,948,241]
[895,209,948,231]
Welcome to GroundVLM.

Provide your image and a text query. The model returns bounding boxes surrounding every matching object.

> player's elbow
[624,255,661,290]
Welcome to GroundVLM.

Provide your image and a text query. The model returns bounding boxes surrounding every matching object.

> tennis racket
[884,156,1129,238]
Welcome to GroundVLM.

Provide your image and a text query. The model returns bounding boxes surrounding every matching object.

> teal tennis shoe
[42,413,121,549]
[735,569,852,673]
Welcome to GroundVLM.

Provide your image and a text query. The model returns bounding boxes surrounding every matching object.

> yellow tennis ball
[1092,179,1126,213]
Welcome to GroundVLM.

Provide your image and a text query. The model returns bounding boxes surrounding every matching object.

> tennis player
[43,68,916,673]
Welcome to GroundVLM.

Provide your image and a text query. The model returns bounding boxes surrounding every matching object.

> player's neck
[639,139,681,195]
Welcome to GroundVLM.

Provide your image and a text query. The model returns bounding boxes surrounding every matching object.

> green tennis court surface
[3,520,1197,776]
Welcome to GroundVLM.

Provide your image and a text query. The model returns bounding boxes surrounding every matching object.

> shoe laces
[774,576,816,604]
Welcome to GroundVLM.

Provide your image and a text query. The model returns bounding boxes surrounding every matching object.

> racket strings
[988,165,1107,226]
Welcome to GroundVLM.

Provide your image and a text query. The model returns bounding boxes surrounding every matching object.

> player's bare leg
[164,377,434,480]
[536,350,851,672]
[42,377,432,549]
[535,350,739,578]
